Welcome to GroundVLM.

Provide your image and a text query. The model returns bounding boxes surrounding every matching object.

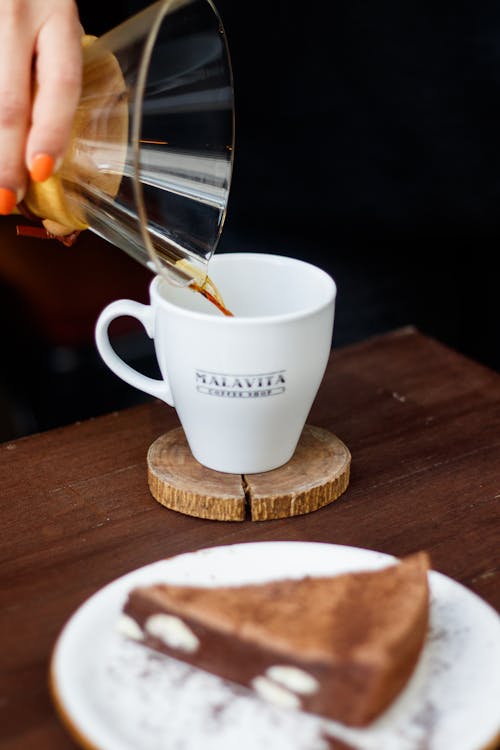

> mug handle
[95,299,174,405]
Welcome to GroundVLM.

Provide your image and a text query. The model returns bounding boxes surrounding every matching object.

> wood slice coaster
[147,424,351,522]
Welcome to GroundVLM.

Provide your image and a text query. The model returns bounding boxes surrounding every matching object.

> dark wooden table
[1,326,499,749]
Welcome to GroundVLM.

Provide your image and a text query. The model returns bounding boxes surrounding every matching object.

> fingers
[27,3,83,183]
[0,0,33,212]
[0,0,83,215]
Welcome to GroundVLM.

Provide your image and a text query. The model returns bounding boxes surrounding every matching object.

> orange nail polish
[0,187,17,215]
[30,153,55,182]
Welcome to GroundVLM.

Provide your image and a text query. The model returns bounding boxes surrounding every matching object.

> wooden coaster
[147,424,351,522]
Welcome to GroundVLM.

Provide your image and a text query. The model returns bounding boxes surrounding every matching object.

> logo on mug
[195,369,286,398]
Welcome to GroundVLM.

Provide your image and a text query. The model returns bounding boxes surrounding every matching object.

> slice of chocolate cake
[121,551,430,727]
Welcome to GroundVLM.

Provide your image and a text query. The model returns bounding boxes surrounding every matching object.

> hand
[0,0,83,214]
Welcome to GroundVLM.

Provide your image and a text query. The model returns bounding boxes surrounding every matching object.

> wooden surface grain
[1,326,499,749]
[147,424,351,521]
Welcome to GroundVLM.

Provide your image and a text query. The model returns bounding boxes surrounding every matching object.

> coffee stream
[170,259,233,317]
[191,283,234,316]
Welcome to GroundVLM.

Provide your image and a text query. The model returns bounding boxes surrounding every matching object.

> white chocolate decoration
[266,665,319,695]
[116,614,144,641]
[251,676,301,709]
[145,613,200,653]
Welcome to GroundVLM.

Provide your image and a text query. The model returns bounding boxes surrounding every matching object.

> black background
[79,0,500,366]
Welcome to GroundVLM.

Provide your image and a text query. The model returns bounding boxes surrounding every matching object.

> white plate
[50,541,500,750]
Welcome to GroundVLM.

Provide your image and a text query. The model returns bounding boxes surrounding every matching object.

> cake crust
[122,552,430,727]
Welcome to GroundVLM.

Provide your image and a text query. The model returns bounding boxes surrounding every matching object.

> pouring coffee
[12,0,235,303]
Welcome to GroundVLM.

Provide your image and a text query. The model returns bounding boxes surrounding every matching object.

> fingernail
[30,153,56,182]
[0,187,17,215]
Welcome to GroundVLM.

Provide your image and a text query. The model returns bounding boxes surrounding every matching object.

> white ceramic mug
[95,253,336,473]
